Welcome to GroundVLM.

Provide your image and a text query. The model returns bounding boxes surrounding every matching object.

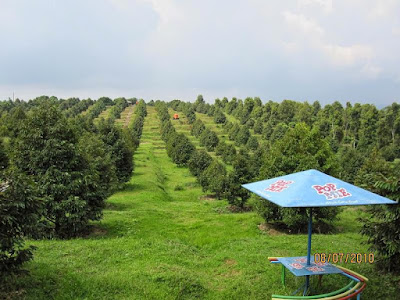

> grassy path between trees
[7,106,398,299]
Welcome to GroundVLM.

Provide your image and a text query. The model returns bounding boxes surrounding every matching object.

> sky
[0,0,399,107]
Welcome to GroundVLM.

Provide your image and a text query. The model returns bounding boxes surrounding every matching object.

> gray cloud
[0,0,399,106]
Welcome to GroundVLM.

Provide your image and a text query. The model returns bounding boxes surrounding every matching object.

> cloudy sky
[0,0,399,106]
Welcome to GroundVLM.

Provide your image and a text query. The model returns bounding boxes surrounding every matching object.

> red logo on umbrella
[312,183,351,200]
[265,180,294,193]
[290,263,304,269]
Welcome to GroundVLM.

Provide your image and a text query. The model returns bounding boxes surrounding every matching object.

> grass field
[4,106,399,299]
[115,105,136,128]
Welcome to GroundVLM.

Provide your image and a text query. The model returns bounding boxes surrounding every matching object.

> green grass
[115,105,136,127]
[168,109,233,171]
[4,106,399,299]
[93,105,113,123]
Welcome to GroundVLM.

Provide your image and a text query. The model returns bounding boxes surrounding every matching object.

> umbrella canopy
[242,169,397,207]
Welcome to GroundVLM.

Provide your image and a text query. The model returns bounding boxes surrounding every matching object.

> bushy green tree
[225,154,252,208]
[97,119,133,185]
[166,133,195,166]
[258,123,339,231]
[235,127,250,146]
[215,141,227,156]
[188,150,212,177]
[253,119,263,134]
[160,121,176,142]
[0,169,40,277]
[356,156,400,273]
[228,124,240,141]
[222,144,236,164]
[246,136,259,151]
[269,123,288,143]
[199,129,219,151]
[11,103,113,238]
[185,107,196,124]
[191,119,206,138]
[213,109,226,124]
[336,146,365,183]
[199,160,227,199]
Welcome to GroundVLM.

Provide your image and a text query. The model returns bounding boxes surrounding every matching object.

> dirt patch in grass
[225,259,237,266]
[199,195,217,201]
[88,225,108,237]
[258,223,285,236]
[227,205,252,213]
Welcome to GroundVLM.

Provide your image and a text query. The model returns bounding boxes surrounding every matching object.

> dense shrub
[355,152,400,273]
[213,109,226,124]
[185,107,196,124]
[199,160,227,199]
[225,154,252,208]
[222,144,236,164]
[108,97,128,121]
[228,124,240,141]
[253,119,263,134]
[97,119,134,185]
[11,103,115,238]
[199,129,219,151]
[64,98,94,118]
[246,136,259,150]
[215,141,227,156]
[129,100,147,150]
[86,97,113,121]
[188,150,212,177]
[235,127,250,146]
[258,123,339,231]
[166,133,195,166]
[191,119,206,138]
[0,169,40,276]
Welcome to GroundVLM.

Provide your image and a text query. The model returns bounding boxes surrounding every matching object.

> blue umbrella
[242,169,397,294]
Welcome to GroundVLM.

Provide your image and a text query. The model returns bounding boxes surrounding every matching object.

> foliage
[258,123,339,231]
[225,154,252,208]
[246,136,259,151]
[191,119,206,138]
[166,132,195,167]
[97,119,134,185]
[253,119,263,134]
[108,98,128,121]
[213,109,226,124]
[0,169,40,277]
[228,124,240,141]
[188,150,212,177]
[199,128,219,151]
[85,97,113,121]
[355,153,400,273]
[222,144,236,164]
[185,107,196,124]
[235,127,250,146]
[199,160,227,199]
[10,103,114,238]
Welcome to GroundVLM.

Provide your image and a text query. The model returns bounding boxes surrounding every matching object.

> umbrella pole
[304,207,313,296]
[307,207,312,265]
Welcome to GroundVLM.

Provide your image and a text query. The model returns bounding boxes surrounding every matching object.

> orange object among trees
[173,114,179,120]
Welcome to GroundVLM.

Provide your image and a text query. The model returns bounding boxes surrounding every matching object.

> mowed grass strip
[94,105,114,123]
[6,106,398,299]
[115,105,136,127]
[167,109,228,166]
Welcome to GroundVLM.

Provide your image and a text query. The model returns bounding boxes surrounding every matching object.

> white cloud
[360,63,383,79]
[298,0,333,13]
[392,27,400,36]
[282,11,324,36]
[281,41,299,54]
[142,0,183,28]
[322,44,373,66]
[368,0,399,19]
